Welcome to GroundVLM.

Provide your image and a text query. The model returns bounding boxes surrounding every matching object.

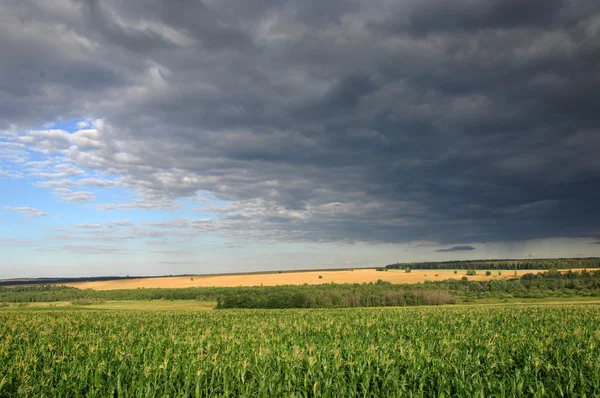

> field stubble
[65,268,541,290]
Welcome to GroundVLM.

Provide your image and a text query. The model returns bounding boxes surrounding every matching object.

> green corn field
[1,305,600,397]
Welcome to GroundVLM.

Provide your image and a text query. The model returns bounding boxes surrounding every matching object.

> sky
[1,0,600,278]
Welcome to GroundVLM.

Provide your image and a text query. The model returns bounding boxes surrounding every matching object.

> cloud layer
[2,0,600,246]
[436,246,476,252]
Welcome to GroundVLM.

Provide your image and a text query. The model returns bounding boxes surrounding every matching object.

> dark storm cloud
[371,0,567,36]
[2,0,600,244]
[436,246,476,252]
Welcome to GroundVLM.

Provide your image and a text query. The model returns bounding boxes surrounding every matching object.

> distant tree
[190,277,194,281]
[318,275,323,279]
[485,271,492,276]
[405,267,411,273]
[466,270,476,276]
[547,268,561,278]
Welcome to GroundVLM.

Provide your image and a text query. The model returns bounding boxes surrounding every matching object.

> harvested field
[66,268,543,290]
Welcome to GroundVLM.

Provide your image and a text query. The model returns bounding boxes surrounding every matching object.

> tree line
[2,270,600,308]
[386,258,600,270]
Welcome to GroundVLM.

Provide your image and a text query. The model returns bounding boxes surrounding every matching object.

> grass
[4,296,600,312]
[85,300,217,310]
[472,296,600,306]
[0,300,217,311]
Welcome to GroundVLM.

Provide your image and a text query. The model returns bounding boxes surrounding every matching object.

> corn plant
[1,305,599,396]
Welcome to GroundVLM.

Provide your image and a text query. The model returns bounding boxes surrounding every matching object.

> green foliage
[1,306,599,396]
[466,270,477,276]
[386,257,600,270]
[485,271,492,276]
[216,284,457,308]
[3,270,600,308]
[405,267,411,273]
[70,298,105,306]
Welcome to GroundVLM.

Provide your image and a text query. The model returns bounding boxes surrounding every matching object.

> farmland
[2,305,600,396]
[4,269,600,308]
[65,268,541,290]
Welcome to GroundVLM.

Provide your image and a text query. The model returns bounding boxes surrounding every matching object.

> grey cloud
[0,239,38,247]
[77,0,179,54]
[37,164,87,179]
[0,168,22,178]
[1,0,600,245]
[436,245,476,252]
[74,224,102,228]
[52,234,131,243]
[98,197,179,211]
[372,0,569,36]
[4,206,47,217]
[35,179,77,188]
[105,220,133,228]
[60,245,132,254]
[46,220,136,244]
[78,178,121,187]
[53,188,96,204]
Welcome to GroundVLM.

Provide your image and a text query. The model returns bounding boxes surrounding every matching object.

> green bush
[70,298,105,306]
[466,270,477,276]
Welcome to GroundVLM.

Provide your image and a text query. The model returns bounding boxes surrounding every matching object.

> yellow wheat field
[66,268,546,290]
